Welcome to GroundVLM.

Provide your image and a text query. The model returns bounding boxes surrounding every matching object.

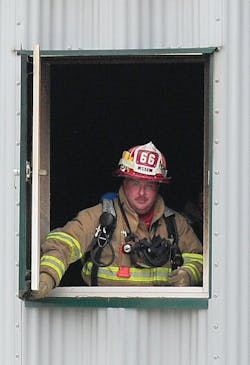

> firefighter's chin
[133,200,152,215]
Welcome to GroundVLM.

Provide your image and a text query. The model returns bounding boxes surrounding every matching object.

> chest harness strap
[163,212,183,270]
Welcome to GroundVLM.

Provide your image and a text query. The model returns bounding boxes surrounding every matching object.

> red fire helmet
[114,141,170,183]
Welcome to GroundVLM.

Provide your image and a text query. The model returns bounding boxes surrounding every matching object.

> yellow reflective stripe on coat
[182,253,203,283]
[82,262,172,283]
[40,255,66,281]
[182,253,203,265]
[46,231,82,262]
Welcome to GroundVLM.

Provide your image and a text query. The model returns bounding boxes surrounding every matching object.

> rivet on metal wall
[213,354,220,360]
[214,139,220,144]
[214,200,219,206]
[214,232,219,236]
[214,109,220,114]
[214,170,220,175]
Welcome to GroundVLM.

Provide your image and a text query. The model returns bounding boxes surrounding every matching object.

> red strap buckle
[117,266,131,278]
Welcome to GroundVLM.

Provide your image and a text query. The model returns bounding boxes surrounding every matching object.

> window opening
[20,50,212,302]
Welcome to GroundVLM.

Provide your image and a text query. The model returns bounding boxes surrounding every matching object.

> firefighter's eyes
[129,181,157,191]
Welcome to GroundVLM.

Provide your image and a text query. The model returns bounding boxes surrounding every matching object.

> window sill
[24,286,209,309]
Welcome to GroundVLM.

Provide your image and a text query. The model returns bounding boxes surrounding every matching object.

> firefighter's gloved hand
[29,273,55,299]
[168,268,191,286]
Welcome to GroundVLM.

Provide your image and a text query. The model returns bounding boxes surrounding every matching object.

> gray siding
[0,0,249,364]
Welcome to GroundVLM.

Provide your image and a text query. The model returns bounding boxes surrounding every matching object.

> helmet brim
[113,169,171,184]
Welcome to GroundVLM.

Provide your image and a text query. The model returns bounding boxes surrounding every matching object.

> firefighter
[29,141,203,299]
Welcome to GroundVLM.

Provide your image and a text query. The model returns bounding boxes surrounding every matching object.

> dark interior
[48,56,204,285]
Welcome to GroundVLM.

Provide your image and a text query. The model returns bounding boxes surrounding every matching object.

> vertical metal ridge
[16,0,222,50]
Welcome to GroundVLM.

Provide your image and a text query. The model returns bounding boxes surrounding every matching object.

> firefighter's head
[114,141,170,214]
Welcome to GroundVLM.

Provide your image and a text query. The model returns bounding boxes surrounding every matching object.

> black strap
[90,249,101,286]
[164,214,183,270]
[118,196,132,234]
[164,214,178,243]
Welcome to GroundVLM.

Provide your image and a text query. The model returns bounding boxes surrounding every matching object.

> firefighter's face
[123,177,159,214]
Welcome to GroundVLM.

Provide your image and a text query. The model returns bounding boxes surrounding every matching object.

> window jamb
[31,44,41,290]
[19,53,29,294]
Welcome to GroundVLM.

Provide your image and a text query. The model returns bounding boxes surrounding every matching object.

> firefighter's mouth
[136,198,147,204]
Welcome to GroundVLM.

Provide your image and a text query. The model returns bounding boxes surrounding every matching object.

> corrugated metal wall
[0,0,249,364]
[15,0,222,50]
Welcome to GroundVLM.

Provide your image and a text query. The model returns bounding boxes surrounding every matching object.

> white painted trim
[50,286,209,299]
[31,44,41,291]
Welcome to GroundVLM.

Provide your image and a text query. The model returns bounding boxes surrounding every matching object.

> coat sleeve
[174,212,203,286]
[39,204,102,286]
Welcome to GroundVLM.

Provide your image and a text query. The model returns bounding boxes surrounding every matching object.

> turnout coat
[40,187,203,287]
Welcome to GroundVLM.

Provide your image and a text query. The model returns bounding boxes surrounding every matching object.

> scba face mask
[121,234,182,269]
[130,235,173,268]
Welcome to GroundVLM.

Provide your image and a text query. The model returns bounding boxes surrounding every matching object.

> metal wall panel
[14,0,222,50]
[0,0,249,364]
[0,0,23,364]
[23,307,208,365]
[214,1,250,363]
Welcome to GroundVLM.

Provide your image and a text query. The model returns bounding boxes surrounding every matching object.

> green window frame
[19,47,216,308]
